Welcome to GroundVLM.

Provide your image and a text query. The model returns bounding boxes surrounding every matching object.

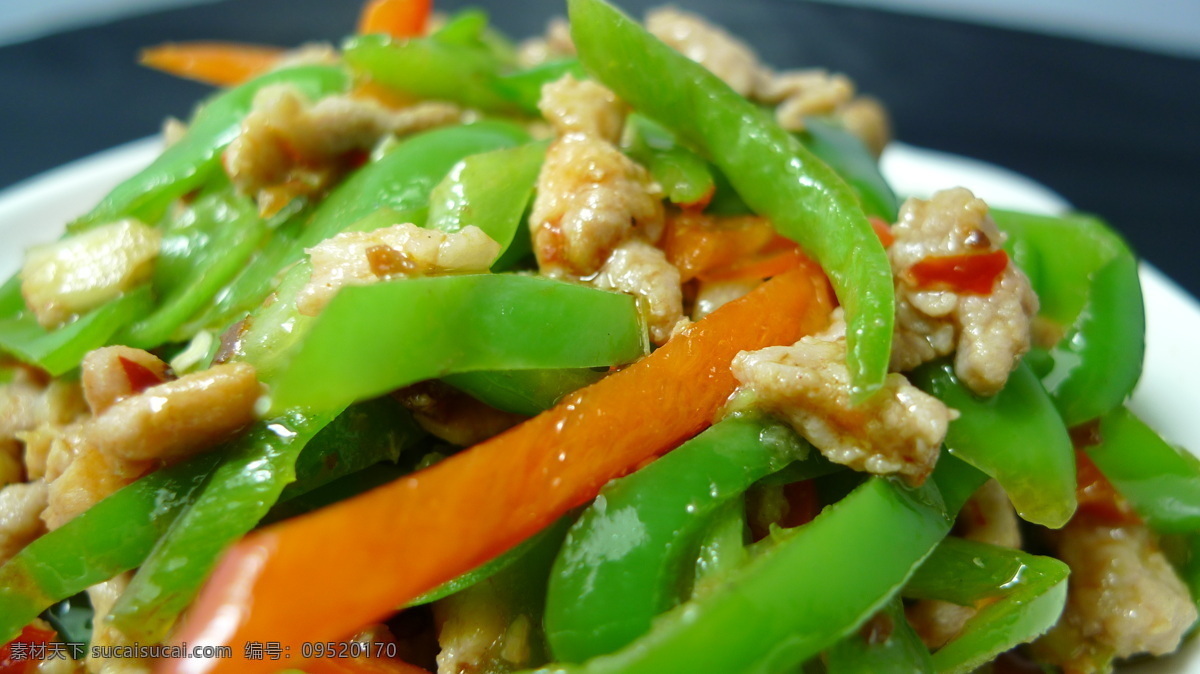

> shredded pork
[224,85,462,215]
[889,188,1038,395]
[21,220,161,329]
[297,222,500,316]
[1033,517,1198,672]
[732,313,956,485]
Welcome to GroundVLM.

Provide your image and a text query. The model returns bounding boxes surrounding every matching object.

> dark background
[1,0,1198,297]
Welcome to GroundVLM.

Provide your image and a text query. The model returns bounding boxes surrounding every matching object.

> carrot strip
[159,266,832,674]
[698,248,814,283]
[662,213,776,282]
[139,42,284,87]
[358,0,433,38]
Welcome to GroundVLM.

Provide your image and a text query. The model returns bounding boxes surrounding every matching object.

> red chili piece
[0,625,56,673]
[908,249,1009,295]
[118,356,166,394]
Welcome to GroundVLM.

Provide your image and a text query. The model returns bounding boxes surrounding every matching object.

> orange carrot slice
[358,0,433,38]
[159,266,832,674]
[139,42,284,87]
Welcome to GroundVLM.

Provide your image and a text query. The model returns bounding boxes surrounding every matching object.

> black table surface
[2,0,1198,298]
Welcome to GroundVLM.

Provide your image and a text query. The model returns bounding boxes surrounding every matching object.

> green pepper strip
[73,65,349,231]
[267,274,647,413]
[1087,406,1200,534]
[622,115,715,207]
[0,400,423,643]
[120,188,267,347]
[544,414,811,663]
[569,0,893,402]
[0,453,219,641]
[800,117,899,221]
[0,287,154,376]
[426,141,547,263]
[343,34,519,113]
[903,537,1070,674]
[992,209,1144,426]
[187,121,531,334]
[527,458,984,674]
[109,400,426,641]
[912,359,1076,528]
[825,597,934,674]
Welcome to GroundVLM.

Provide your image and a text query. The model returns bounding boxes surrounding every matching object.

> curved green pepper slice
[800,117,898,221]
[528,466,960,673]
[912,359,1076,528]
[569,0,893,401]
[266,274,647,413]
[1086,406,1200,534]
[992,209,1144,426]
[903,537,1069,673]
[544,414,809,662]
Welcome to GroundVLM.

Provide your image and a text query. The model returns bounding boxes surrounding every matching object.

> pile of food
[1,0,1198,672]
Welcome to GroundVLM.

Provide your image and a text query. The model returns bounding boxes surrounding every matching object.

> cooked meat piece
[531,131,664,277]
[224,84,461,214]
[21,220,161,329]
[42,443,136,531]
[889,188,1038,396]
[86,573,152,674]
[1033,517,1198,672]
[538,74,627,144]
[85,362,259,463]
[394,381,525,447]
[0,480,48,565]
[692,278,758,320]
[297,223,499,316]
[758,69,855,132]
[516,16,575,67]
[646,7,761,97]
[836,96,891,158]
[732,315,956,485]
[3,368,87,483]
[593,239,687,345]
[81,346,172,415]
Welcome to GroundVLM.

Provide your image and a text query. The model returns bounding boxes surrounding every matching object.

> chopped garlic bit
[20,219,160,329]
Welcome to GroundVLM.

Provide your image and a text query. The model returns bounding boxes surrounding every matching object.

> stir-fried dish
[1,1,1198,672]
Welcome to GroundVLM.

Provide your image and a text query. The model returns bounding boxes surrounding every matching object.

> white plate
[1,138,1198,671]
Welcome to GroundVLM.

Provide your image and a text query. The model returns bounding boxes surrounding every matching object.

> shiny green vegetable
[189,121,530,333]
[120,188,266,347]
[426,141,547,264]
[1085,406,1200,534]
[993,209,1144,426]
[689,498,749,595]
[912,359,1076,528]
[73,65,349,231]
[109,401,426,641]
[528,462,968,674]
[267,274,647,413]
[622,115,715,207]
[344,34,517,113]
[0,452,220,642]
[544,414,811,662]
[903,537,1069,673]
[825,597,934,673]
[570,0,893,402]
[801,117,898,221]
[0,286,153,375]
